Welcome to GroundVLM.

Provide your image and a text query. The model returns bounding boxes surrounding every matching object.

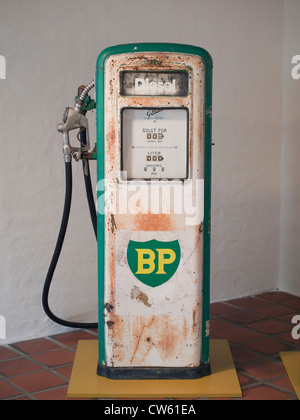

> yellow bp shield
[127,239,181,288]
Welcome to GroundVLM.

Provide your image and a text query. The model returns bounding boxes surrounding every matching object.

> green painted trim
[202,62,213,365]
[96,43,213,70]
[96,43,213,368]
[96,63,106,366]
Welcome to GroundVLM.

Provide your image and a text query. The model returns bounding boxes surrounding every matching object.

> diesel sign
[135,77,176,95]
[121,71,189,97]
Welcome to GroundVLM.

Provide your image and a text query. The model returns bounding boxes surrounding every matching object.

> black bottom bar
[97,363,211,380]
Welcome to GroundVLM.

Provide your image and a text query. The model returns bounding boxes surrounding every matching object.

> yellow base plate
[280,352,300,399]
[67,340,242,399]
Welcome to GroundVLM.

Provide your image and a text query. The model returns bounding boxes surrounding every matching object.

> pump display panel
[121,107,189,180]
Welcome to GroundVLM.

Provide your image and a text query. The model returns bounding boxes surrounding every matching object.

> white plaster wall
[0,0,284,344]
[279,0,300,296]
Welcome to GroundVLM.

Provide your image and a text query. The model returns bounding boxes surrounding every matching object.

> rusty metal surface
[103,52,205,368]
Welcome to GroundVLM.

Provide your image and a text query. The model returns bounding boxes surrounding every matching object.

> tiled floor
[0,291,299,400]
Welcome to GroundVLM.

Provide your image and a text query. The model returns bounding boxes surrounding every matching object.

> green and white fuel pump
[44,43,213,380]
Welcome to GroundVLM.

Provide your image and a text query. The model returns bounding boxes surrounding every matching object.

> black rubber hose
[80,127,97,240]
[42,161,98,329]
[83,160,97,239]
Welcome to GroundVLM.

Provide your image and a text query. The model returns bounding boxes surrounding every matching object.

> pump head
[57,80,95,162]
[57,107,90,162]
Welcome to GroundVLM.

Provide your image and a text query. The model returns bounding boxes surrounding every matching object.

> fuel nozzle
[57,80,95,162]
[57,107,89,162]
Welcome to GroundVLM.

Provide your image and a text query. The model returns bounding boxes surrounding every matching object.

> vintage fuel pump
[44,43,213,381]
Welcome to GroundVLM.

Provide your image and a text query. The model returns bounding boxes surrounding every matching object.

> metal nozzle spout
[75,80,95,111]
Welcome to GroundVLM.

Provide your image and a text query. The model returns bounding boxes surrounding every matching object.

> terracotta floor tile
[280,314,297,324]
[210,318,233,333]
[284,298,300,311]
[9,371,67,394]
[241,359,287,381]
[31,349,75,368]
[213,326,262,343]
[0,358,43,377]
[221,310,265,324]
[226,297,269,310]
[11,338,61,355]
[0,379,21,399]
[238,372,255,386]
[276,331,300,347]
[249,319,291,335]
[242,384,293,400]
[33,385,69,400]
[210,302,237,315]
[256,292,295,303]
[0,347,20,361]
[269,376,296,394]
[253,304,295,318]
[230,345,261,364]
[51,330,97,348]
[54,365,73,380]
[245,338,291,355]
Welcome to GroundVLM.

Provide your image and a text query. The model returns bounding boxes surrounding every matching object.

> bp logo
[127,239,181,288]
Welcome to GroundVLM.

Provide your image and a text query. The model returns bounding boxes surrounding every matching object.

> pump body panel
[96,44,212,379]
